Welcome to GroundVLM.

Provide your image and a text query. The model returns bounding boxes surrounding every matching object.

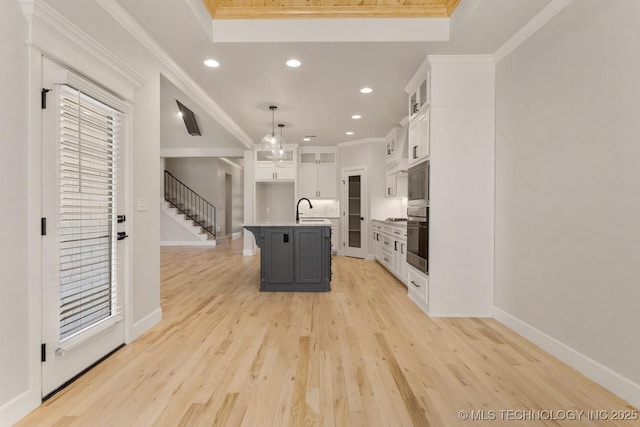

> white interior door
[341,167,368,258]
[41,58,126,397]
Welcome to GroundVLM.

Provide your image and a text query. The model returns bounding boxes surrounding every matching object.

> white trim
[182,0,213,40]
[24,45,45,422]
[493,306,640,409]
[160,240,217,247]
[96,0,254,150]
[219,157,244,169]
[0,390,40,427]
[232,231,242,240]
[408,293,429,316]
[493,0,576,63]
[57,315,123,353]
[404,56,430,94]
[160,147,245,158]
[336,137,384,148]
[427,54,495,64]
[211,17,449,43]
[243,248,257,256]
[128,308,162,343]
[20,0,144,101]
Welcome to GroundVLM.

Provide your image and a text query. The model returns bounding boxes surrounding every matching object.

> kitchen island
[243,220,332,292]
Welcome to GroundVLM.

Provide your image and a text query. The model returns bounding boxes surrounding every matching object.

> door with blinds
[41,58,126,397]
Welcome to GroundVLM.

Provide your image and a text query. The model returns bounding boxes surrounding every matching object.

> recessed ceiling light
[352,114,362,119]
[177,112,183,117]
[360,87,373,94]
[345,131,354,136]
[286,59,301,68]
[204,59,220,68]
[303,137,311,142]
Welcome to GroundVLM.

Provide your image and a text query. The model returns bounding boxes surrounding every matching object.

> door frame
[340,166,368,259]
[11,6,143,423]
[39,57,134,397]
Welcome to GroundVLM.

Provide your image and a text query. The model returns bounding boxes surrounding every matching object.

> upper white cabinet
[255,146,297,181]
[385,124,408,174]
[408,109,430,165]
[405,58,431,166]
[298,147,338,199]
[385,174,407,198]
[406,60,430,120]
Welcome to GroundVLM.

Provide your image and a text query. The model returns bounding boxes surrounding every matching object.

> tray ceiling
[202,0,461,20]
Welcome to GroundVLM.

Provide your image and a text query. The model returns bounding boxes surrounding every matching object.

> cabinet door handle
[413,145,418,159]
[411,280,420,288]
[394,241,398,251]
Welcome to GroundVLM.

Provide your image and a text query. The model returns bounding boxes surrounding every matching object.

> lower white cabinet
[407,266,428,314]
[372,220,407,285]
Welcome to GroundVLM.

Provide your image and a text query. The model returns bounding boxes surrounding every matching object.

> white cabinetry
[298,147,337,199]
[255,146,297,181]
[412,55,495,317]
[372,220,407,285]
[407,67,430,120]
[407,266,428,313]
[385,174,407,198]
[408,109,430,166]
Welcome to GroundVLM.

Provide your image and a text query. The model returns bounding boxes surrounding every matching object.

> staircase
[163,170,217,243]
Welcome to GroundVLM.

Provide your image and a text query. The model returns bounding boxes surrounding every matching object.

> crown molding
[160,147,244,158]
[337,137,384,148]
[493,0,576,63]
[96,0,254,150]
[19,0,145,101]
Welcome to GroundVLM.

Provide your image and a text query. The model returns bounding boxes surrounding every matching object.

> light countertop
[242,219,332,227]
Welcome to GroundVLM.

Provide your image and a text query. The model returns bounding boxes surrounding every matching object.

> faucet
[296,198,313,223]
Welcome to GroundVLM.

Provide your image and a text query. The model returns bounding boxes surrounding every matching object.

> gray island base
[244,222,332,292]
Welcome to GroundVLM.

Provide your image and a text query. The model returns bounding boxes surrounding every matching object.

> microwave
[408,160,429,207]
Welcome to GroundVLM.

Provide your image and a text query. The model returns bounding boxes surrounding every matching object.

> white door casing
[340,166,368,259]
[41,58,127,397]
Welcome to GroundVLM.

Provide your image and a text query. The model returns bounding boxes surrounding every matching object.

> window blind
[58,85,122,341]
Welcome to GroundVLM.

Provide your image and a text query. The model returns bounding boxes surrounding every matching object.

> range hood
[386,122,408,174]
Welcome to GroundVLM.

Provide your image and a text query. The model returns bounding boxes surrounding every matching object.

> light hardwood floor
[17,240,637,426]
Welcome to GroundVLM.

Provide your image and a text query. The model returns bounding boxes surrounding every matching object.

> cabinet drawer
[407,266,428,314]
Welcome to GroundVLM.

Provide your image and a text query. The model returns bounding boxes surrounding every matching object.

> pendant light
[260,105,281,147]
[273,123,287,165]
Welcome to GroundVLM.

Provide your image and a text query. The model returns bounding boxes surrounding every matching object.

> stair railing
[164,170,216,238]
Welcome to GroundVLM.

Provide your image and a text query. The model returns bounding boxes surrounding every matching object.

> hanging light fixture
[273,123,287,165]
[260,105,281,148]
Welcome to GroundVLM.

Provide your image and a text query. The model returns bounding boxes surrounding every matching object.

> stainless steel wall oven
[407,206,428,274]
[408,160,429,207]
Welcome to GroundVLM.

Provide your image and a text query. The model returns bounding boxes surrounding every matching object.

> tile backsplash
[298,199,339,218]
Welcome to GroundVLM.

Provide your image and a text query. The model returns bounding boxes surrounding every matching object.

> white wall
[339,140,401,257]
[494,0,640,405]
[0,0,30,420]
[0,1,167,422]
[164,157,244,236]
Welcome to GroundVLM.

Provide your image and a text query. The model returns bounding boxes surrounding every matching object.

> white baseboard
[493,306,640,409]
[408,293,429,316]
[128,307,162,343]
[232,231,242,240]
[243,248,256,256]
[160,240,216,246]
[0,390,40,427]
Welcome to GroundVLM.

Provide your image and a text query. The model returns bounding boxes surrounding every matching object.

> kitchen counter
[242,219,332,226]
[243,223,331,292]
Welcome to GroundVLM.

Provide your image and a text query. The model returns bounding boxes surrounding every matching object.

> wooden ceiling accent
[202,0,461,20]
